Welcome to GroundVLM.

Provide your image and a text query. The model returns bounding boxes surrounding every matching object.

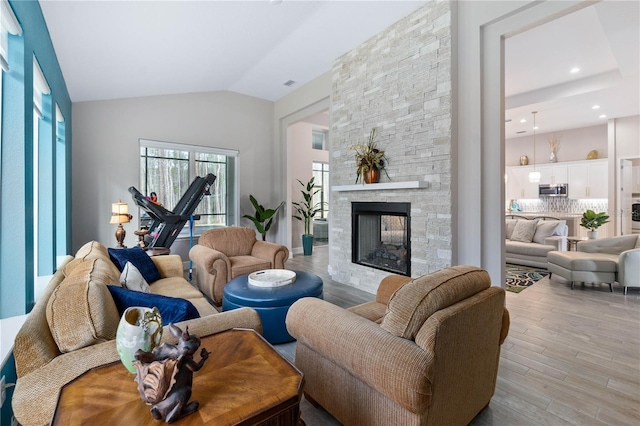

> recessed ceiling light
[520,119,526,123]
[592,105,600,110]
[533,126,539,130]
[599,114,607,119]
[570,67,580,74]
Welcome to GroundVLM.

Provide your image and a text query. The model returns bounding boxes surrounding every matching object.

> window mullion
[189,149,196,181]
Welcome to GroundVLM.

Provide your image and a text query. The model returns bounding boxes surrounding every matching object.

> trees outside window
[139,140,239,234]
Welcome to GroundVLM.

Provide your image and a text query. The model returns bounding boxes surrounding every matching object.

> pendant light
[528,111,541,183]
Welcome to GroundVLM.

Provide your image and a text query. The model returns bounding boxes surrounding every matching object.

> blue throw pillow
[107,285,200,325]
[108,247,161,283]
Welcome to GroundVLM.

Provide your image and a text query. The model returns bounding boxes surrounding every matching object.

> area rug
[505,264,549,293]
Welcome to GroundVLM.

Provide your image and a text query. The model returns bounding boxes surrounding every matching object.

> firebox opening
[352,202,411,276]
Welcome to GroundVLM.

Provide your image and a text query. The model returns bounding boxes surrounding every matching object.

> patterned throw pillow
[119,262,151,293]
[510,220,537,243]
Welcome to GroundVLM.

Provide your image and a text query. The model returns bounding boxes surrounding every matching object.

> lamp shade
[529,171,541,183]
[110,201,131,224]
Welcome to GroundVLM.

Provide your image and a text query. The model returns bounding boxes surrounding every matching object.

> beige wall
[273,72,331,252]
[615,115,640,159]
[72,90,277,257]
[288,122,329,252]
[506,124,609,166]
[456,1,594,285]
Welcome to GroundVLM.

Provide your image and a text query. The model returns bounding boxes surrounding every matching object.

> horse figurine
[133,324,211,423]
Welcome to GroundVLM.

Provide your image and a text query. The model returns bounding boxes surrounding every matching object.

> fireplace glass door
[352,202,410,276]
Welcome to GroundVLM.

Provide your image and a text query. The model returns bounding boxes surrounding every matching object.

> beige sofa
[190,227,289,305]
[506,216,568,268]
[12,241,262,426]
[548,234,640,294]
[286,266,510,426]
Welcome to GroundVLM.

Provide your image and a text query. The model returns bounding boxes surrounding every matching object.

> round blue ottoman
[222,271,323,344]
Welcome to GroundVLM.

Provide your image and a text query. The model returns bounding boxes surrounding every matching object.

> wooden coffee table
[52,329,304,425]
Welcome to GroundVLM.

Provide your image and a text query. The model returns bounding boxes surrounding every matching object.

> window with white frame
[312,129,328,151]
[33,56,51,280]
[312,161,329,219]
[55,103,67,266]
[0,0,22,73]
[0,0,23,177]
[139,139,239,234]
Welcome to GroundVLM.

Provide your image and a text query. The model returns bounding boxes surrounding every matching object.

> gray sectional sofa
[505,215,568,269]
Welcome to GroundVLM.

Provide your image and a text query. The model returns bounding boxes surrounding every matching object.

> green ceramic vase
[116,306,162,373]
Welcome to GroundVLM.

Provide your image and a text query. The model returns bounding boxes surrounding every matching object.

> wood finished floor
[279,246,640,426]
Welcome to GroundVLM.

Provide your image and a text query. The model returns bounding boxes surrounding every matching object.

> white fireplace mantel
[332,181,429,192]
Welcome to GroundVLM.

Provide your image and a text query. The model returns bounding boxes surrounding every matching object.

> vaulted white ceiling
[39,1,639,138]
[39,0,429,102]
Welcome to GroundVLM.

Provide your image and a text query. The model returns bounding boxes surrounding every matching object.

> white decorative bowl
[248,269,297,287]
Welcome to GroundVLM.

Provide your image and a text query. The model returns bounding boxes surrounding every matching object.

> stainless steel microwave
[539,184,568,197]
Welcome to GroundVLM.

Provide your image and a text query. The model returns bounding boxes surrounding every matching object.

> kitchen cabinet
[568,159,608,199]
[537,164,568,185]
[507,159,609,200]
[506,166,538,199]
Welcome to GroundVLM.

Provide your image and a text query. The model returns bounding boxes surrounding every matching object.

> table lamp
[110,201,133,248]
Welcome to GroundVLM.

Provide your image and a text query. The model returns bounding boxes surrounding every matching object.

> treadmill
[129,173,217,249]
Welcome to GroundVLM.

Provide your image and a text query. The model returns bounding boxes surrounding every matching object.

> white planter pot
[587,231,598,239]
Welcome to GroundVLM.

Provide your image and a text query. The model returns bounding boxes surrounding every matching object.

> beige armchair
[286,266,510,426]
[189,227,289,305]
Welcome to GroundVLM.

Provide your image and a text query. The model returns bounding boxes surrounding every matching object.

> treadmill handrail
[128,173,217,249]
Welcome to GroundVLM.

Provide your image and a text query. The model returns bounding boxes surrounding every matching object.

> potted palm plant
[292,177,324,255]
[243,195,284,241]
[580,210,610,239]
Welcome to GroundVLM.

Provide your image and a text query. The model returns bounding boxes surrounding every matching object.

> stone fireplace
[328,1,453,294]
[352,202,411,276]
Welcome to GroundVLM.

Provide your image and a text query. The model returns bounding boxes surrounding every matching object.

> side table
[144,247,170,256]
[52,329,304,425]
[567,236,587,251]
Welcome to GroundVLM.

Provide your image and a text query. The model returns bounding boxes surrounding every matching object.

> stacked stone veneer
[329,2,453,293]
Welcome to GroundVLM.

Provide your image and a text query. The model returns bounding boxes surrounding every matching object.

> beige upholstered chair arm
[13,340,120,426]
[251,241,289,267]
[13,309,262,426]
[543,235,567,251]
[151,254,184,278]
[168,307,263,338]
[619,248,640,287]
[376,274,413,305]
[189,245,230,272]
[499,308,510,345]
[287,298,432,414]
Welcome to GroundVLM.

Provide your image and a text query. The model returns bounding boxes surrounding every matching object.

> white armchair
[548,235,640,294]
[578,235,640,294]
